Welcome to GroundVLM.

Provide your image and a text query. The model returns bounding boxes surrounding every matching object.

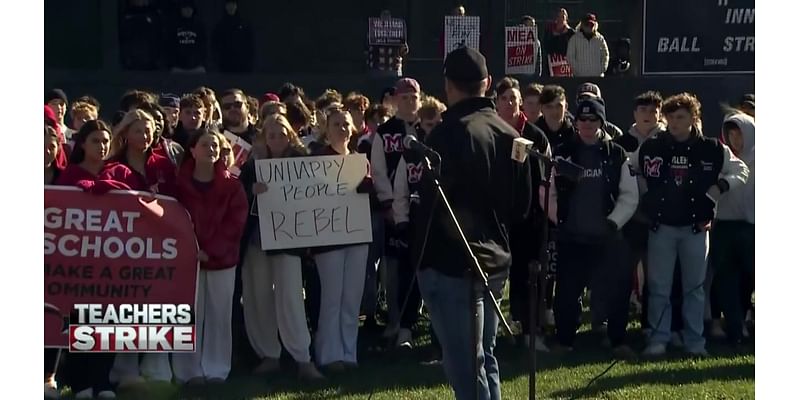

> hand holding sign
[253,182,268,195]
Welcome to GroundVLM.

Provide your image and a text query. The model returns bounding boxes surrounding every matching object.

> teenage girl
[171,128,248,385]
[239,114,325,380]
[310,104,373,372]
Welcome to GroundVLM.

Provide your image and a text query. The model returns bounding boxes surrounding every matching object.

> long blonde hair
[110,109,155,159]
[257,113,307,157]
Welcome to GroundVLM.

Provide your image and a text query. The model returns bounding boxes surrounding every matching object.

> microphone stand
[524,147,583,400]
[419,153,514,400]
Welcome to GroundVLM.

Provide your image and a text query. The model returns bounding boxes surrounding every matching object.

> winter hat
[394,78,421,95]
[46,88,68,105]
[159,94,180,109]
[576,98,606,124]
[444,46,489,83]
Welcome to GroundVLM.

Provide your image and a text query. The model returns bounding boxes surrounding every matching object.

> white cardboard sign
[255,154,372,250]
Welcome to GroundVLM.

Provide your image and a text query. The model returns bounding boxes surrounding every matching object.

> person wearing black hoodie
[533,85,576,326]
[494,77,550,352]
[213,0,254,73]
[119,0,162,70]
[169,0,207,73]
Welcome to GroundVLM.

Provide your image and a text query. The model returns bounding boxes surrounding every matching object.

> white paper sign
[255,154,373,250]
[505,26,538,75]
[444,16,480,55]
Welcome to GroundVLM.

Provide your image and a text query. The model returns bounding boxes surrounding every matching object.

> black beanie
[45,88,68,105]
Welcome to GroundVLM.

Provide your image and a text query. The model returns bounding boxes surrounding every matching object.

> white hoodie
[716,113,755,224]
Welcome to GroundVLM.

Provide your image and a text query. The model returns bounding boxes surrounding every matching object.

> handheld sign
[44,186,199,347]
[444,15,480,54]
[505,26,537,75]
[223,130,252,177]
[255,154,372,250]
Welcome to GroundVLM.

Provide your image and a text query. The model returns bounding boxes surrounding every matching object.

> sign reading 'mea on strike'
[44,186,199,349]
[643,0,754,75]
[255,154,373,250]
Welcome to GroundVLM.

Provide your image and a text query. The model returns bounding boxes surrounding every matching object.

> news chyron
[68,304,195,352]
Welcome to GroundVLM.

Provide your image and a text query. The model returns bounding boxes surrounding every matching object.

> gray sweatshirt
[716,113,755,224]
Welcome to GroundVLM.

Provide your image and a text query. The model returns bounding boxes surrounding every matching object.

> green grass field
[62,318,754,400]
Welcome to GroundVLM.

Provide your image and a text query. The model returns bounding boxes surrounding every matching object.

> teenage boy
[548,98,639,360]
[637,93,749,357]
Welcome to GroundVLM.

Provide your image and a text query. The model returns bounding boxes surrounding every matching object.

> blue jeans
[418,268,505,400]
[647,225,709,352]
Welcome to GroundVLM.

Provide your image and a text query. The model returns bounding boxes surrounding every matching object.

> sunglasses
[222,101,244,110]
[577,115,600,122]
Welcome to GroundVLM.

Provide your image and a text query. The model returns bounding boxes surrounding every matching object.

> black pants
[554,234,632,347]
[625,221,684,332]
[509,223,537,334]
[710,220,755,342]
[398,259,422,329]
[64,353,114,393]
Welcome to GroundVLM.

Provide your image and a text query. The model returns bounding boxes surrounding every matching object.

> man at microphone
[410,46,533,400]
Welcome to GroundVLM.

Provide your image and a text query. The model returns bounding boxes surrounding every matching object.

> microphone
[403,135,440,160]
[511,137,585,181]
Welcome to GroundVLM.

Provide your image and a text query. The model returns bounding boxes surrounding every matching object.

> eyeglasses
[577,115,599,122]
[222,101,244,110]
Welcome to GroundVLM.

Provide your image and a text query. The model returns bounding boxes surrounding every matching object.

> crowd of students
[43,78,755,398]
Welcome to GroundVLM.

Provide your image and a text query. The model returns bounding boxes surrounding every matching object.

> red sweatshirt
[103,152,178,197]
[55,163,133,193]
[44,105,68,170]
[176,159,248,270]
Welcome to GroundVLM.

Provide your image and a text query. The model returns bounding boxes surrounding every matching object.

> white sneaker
[670,332,684,348]
[74,388,93,399]
[709,320,726,339]
[396,328,413,348]
[534,335,550,352]
[642,343,667,357]
[97,390,117,399]
[544,309,555,327]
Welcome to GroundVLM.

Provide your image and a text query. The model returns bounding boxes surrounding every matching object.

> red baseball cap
[260,92,280,105]
[394,78,421,95]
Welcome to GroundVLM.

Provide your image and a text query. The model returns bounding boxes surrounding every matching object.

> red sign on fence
[44,186,199,347]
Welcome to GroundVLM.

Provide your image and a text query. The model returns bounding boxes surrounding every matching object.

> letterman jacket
[547,130,639,231]
[633,127,748,230]
[370,116,420,208]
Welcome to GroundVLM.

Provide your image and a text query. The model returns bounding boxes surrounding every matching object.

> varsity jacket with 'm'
[633,127,749,229]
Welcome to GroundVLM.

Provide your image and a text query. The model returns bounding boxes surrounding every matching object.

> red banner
[44,186,198,347]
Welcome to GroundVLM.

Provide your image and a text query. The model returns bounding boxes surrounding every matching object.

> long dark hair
[69,120,113,164]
